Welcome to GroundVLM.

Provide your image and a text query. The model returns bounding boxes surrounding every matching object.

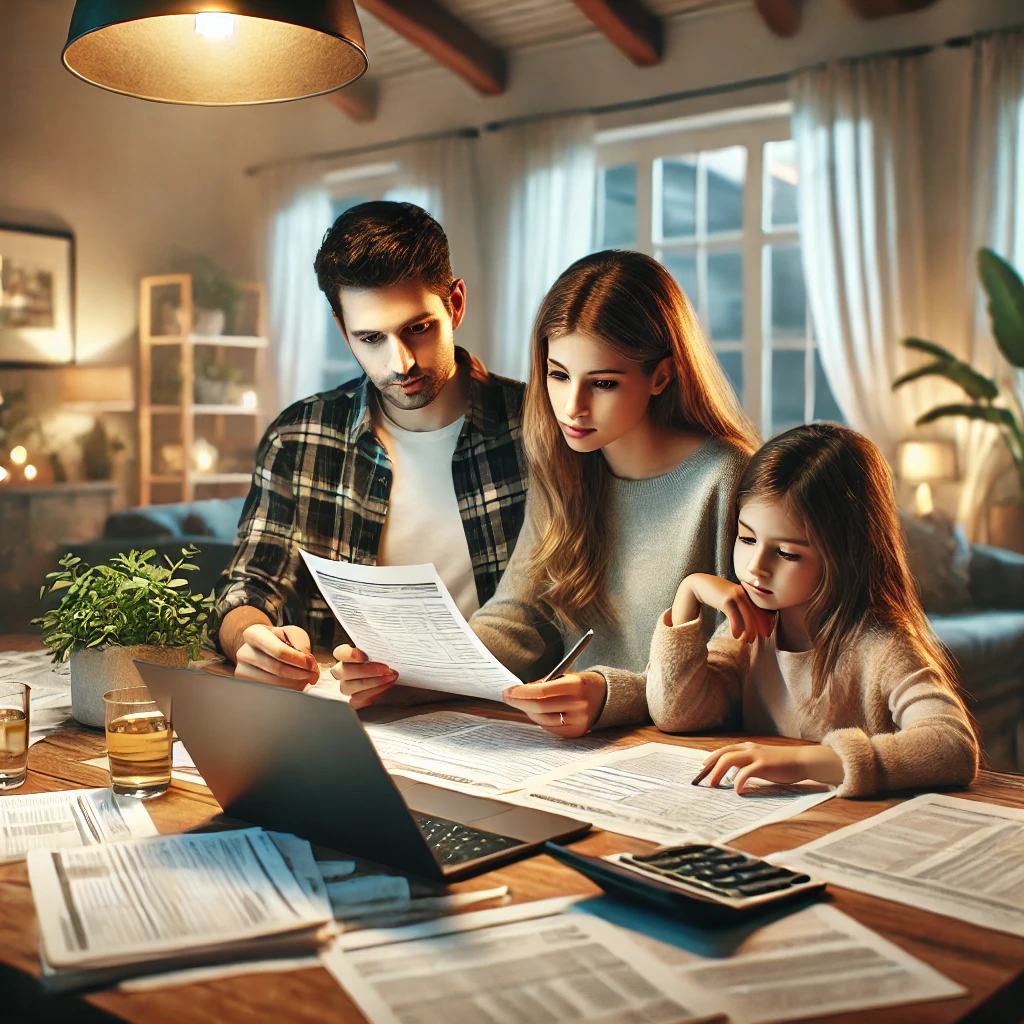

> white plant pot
[70,645,188,729]
[193,308,226,336]
[194,378,229,405]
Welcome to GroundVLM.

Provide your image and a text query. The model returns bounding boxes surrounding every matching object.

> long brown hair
[737,423,963,701]
[524,250,759,629]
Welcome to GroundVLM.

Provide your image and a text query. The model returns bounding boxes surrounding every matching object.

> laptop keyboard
[413,813,525,867]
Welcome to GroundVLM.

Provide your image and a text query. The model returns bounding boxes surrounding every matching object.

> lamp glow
[195,12,234,38]
[23,464,37,481]
[0,467,7,483]
[240,389,258,410]
[10,446,27,465]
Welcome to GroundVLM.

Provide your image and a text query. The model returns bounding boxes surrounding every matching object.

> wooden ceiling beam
[754,0,802,37]
[843,0,939,17]
[356,0,506,95]
[571,0,663,66]
[324,78,378,122]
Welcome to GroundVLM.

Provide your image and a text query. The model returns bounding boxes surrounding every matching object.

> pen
[541,629,595,683]
[280,631,316,668]
[691,762,713,786]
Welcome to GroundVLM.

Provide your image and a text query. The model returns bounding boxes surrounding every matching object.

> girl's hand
[330,644,399,709]
[672,574,775,643]
[502,672,607,738]
[698,741,844,793]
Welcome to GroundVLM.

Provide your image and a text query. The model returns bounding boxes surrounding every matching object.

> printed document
[365,711,626,795]
[512,743,833,845]
[322,905,721,1024]
[0,787,156,863]
[770,792,1024,938]
[301,552,519,699]
[28,827,332,973]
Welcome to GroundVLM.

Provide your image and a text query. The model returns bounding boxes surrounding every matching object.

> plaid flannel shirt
[208,351,528,652]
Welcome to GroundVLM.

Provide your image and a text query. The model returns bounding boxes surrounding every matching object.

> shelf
[191,473,252,485]
[147,335,269,349]
[147,405,261,416]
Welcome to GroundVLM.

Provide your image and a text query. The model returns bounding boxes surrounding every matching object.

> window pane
[716,350,744,404]
[813,350,845,423]
[659,157,697,239]
[660,251,698,310]
[705,146,746,235]
[599,164,637,248]
[764,139,799,230]
[772,349,805,434]
[708,250,743,340]
[768,244,807,339]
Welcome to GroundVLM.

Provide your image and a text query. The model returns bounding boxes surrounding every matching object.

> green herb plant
[32,546,213,662]
[167,252,243,327]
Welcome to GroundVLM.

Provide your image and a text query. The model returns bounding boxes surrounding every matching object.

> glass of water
[0,682,29,790]
[103,687,172,799]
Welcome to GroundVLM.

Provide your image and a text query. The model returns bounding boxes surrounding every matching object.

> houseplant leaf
[892,359,1000,401]
[902,337,961,362]
[915,403,1018,429]
[978,248,1024,368]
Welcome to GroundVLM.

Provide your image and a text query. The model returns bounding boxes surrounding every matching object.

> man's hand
[501,672,607,738]
[233,623,319,691]
[672,574,775,643]
[331,645,399,709]
[697,741,844,794]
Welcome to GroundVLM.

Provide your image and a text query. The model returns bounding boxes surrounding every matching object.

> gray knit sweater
[469,437,750,728]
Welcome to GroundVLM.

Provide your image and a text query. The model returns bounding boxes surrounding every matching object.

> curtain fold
[480,116,597,381]
[789,56,933,465]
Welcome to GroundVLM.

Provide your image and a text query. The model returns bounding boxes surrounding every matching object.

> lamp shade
[62,1,368,105]
[897,440,958,484]
[61,365,134,411]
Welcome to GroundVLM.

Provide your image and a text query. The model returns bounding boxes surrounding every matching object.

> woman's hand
[502,672,607,738]
[330,644,399,709]
[671,574,775,643]
[697,741,844,794]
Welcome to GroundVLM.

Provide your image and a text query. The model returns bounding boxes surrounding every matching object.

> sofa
[63,499,1024,772]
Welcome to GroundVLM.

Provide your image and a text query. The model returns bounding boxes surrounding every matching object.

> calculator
[545,841,826,926]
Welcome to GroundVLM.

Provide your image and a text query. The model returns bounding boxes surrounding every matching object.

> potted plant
[168,253,243,336]
[194,351,244,405]
[893,247,1024,551]
[33,546,213,728]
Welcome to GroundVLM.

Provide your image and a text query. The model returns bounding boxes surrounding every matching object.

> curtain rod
[243,30,988,178]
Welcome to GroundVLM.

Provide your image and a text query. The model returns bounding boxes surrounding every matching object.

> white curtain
[790,56,934,465]
[385,133,487,359]
[481,115,597,381]
[956,31,1024,538]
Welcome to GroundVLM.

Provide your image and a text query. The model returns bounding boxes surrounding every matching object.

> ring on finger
[559,712,565,725]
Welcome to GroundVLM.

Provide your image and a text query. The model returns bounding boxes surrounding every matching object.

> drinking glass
[0,682,29,790]
[103,686,172,799]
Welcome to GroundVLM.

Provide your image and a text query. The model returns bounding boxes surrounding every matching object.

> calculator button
[733,866,791,883]
[735,879,795,896]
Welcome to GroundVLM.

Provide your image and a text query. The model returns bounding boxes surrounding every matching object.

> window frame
[596,115,823,438]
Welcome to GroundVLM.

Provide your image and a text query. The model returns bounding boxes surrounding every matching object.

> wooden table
[3,636,1024,1024]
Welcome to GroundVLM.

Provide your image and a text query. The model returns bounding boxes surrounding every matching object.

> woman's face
[545,332,669,455]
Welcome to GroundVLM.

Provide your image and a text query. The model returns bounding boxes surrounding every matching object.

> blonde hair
[524,250,759,629]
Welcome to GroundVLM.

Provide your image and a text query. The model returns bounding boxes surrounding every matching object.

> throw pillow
[899,508,973,615]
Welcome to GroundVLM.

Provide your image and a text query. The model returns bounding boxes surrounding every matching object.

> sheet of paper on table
[769,792,1024,938]
[364,711,630,795]
[0,648,73,744]
[300,551,520,700]
[0,787,156,863]
[510,742,834,846]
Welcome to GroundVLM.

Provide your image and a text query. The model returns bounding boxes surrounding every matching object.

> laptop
[136,661,590,881]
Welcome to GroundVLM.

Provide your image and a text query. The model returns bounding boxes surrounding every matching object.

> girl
[336,250,759,733]
[648,422,979,798]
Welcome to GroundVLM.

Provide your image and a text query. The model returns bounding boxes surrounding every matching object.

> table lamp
[897,440,958,516]
[61,365,134,412]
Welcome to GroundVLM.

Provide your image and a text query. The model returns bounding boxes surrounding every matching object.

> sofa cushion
[900,509,973,614]
[103,497,245,543]
[931,611,1024,691]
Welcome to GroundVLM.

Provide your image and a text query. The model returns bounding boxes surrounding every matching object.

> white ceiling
[356,0,747,80]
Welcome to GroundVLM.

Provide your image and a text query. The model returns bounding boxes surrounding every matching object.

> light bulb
[10,446,27,465]
[23,464,37,481]
[195,12,234,39]
[240,389,258,410]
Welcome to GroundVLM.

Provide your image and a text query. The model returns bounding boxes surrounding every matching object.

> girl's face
[545,332,669,454]
[733,499,824,612]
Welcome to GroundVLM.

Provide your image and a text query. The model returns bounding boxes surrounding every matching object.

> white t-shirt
[374,411,480,620]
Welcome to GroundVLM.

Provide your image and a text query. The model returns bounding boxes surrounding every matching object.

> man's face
[335,278,464,412]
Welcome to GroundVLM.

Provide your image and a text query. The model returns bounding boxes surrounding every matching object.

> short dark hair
[313,201,454,325]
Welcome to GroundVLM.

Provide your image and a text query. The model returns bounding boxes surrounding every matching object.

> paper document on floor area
[322,904,722,1024]
[301,552,520,700]
[583,900,964,1023]
[0,649,73,744]
[511,742,833,845]
[0,787,156,863]
[769,792,1024,938]
[365,711,626,795]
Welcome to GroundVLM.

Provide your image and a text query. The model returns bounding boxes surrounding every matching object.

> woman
[336,250,759,735]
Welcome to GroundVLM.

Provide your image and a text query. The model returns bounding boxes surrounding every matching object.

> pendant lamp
[62,1,368,105]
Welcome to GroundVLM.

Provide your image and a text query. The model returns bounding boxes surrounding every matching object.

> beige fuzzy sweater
[647,610,979,798]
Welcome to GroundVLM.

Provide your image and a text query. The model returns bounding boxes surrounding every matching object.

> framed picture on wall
[0,224,75,366]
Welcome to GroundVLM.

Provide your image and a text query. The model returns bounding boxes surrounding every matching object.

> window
[596,112,842,438]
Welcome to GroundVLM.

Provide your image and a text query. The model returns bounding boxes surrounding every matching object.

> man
[209,201,528,686]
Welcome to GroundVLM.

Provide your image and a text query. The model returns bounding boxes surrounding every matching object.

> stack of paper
[28,827,333,991]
